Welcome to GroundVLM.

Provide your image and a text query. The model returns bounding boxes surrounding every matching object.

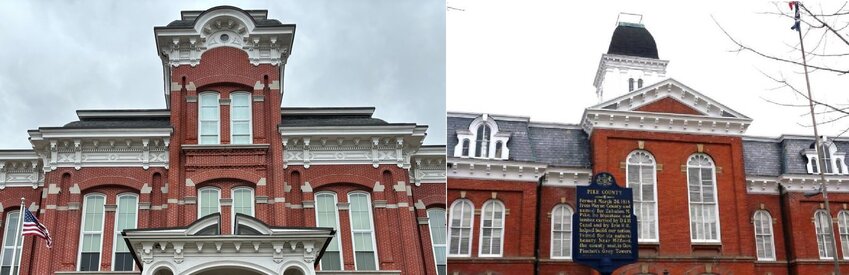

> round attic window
[220,33,230,42]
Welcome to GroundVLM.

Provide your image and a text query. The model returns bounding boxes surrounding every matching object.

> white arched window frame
[448,199,473,257]
[198,92,221,145]
[78,193,106,271]
[686,153,721,243]
[839,211,849,259]
[229,92,252,144]
[197,187,221,219]
[628,78,635,91]
[550,204,573,259]
[427,208,447,275]
[478,200,505,257]
[112,193,138,271]
[753,210,776,261]
[805,139,848,175]
[231,187,254,226]
[314,192,343,271]
[347,192,379,270]
[626,150,658,243]
[1,211,22,275]
[453,115,510,160]
[815,210,835,259]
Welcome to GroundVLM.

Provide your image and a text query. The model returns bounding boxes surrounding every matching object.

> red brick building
[0,6,446,275]
[447,20,849,275]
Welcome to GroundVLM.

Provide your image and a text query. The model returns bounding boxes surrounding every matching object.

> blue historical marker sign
[572,172,638,275]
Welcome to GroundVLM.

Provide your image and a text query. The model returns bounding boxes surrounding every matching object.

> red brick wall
[635,97,703,116]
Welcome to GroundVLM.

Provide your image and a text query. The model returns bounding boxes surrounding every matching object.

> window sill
[182,144,269,150]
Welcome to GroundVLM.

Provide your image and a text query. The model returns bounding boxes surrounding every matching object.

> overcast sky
[0,0,445,148]
[448,1,849,139]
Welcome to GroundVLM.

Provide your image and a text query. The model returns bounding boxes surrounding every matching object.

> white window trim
[78,193,106,271]
[453,114,510,160]
[427,208,447,272]
[198,92,221,145]
[840,211,849,260]
[626,150,659,243]
[347,192,379,271]
[197,187,222,219]
[447,199,474,257]
[229,92,253,144]
[111,193,138,271]
[230,187,255,229]
[314,192,344,271]
[550,204,573,260]
[0,210,22,273]
[815,210,835,260]
[753,210,776,261]
[685,153,722,243]
[805,140,848,175]
[477,200,505,257]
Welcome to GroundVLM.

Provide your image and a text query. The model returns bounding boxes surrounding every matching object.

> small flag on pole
[790,1,801,31]
[22,208,53,248]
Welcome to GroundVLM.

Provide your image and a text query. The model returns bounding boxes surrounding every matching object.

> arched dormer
[453,114,510,160]
[804,136,848,175]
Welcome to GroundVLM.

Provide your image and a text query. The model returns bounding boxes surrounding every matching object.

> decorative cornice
[280,125,428,169]
[746,175,849,194]
[0,151,43,189]
[410,146,446,186]
[448,157,547,182]
[30,137,170,171]
[581,109,751,137]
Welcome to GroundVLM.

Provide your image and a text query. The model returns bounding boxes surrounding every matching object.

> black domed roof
[607,23,658,59]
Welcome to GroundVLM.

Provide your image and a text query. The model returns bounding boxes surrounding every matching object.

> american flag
[22,208,53,248]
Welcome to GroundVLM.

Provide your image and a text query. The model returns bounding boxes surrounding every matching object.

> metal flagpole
[12,198,24,275]
[795,2,841,274]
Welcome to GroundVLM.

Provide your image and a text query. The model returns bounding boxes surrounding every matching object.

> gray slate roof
[62,119,171,129]
[742,138,849,176]
[280,116,389,127]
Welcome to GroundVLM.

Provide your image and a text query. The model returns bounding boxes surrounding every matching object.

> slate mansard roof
[743,137,849,177]
[607,22,659,59]
[159,6,288,29]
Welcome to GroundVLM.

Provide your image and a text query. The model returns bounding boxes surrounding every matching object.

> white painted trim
[78,193,106,271]
[447,199,473,257]
[426,208,447,273]
[839,211,849,260]
[0,211,22,273]
[347,192,379,271]
[314,192,344,271]
[625,150,659,243]
[550,204,573,260]
[197,187,221,219]
[815,210,835,259]
[230,187,255,230]
[447,112,531,123]
[581,108,752,137]
[229,92,253,145]
[753,210,776,261]
[685,153,722,243]
[111,193,138,271]
[448,158,547,182]
[477,200,505,258]
[198,92,221,145]
[29,128,172,140]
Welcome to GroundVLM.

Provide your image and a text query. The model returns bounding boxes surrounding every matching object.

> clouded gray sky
[448,0,848,139]
[0,0,446,148]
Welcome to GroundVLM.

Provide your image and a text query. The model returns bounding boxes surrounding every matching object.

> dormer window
[805,137,848,175]
[628,78,635,92]
[638,79,644,89]
[453,114,510,160]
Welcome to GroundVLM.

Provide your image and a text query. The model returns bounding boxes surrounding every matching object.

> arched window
[686,154,720,242]
[198,187,221,218]
[427,208,447,275]
[315,192,343,270]
[753,210,775,261]
[230,92,252,144]
[348,192,378,270]
[628,78,635,91]
[638,78,644,89]
[78,193,106,271]
[550,204,573,259]
[231,187,254,226]
[198,92,220,144]
[1,211,22,275]
[806,138,848,175]
[479,200,505,257]
[494,142,503,159]
[113,194,138,271]
[627,151,658,242]
[839,211,849,259]
[475,124,491,158]
[815,210,835,259]
[448,199,473,256]
[461,139,470,157]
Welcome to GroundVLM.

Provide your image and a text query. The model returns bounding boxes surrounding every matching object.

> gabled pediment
[591,78,749,119]
[582,78,753,136]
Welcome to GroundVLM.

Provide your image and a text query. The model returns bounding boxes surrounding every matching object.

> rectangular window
[316,193,343,271]
[230,93,252,144]
[1,211,22,275]
[348,193,378,270]
[231,188,254,226]
[427,208,447,275]
[198,188,221,218]
[199,93,220,144]
[79,194,105,271]
[113,195,138,271]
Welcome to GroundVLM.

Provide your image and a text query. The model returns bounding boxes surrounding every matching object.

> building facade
[0,6,446,275]
[447,20,849,275]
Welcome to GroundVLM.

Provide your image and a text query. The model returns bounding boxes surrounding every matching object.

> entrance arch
[195,267,266,275]
[283,267,305,275]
